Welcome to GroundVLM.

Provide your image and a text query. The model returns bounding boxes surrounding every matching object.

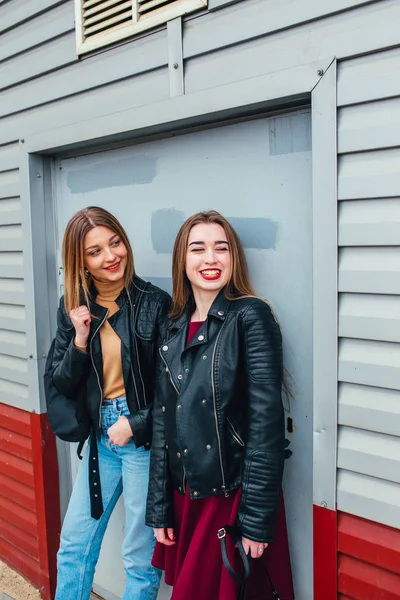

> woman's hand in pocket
[107,416,133,446]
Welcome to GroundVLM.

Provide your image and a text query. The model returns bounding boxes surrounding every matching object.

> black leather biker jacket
[146,290,285,543]
[50,277,171,448]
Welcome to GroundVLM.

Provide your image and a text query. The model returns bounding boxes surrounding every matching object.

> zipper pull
[221,486,229,498]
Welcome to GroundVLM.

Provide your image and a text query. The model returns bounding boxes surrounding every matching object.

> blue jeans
[55,397,161,600]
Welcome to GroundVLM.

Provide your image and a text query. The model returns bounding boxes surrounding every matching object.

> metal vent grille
[138,0,175,17]
[76,0,207,54]
[83,0,133,39]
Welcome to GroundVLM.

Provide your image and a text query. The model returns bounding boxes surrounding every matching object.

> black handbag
[44,338,90,454]
[218,525,281,600]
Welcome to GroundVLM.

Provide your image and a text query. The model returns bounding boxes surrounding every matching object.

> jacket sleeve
[145,363,174,528]
[51,297,90,398]
[127,290,172,447]
[237,300,285,543]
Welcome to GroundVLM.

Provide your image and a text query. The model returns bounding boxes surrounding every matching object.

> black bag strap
[218,525,281,600]
[77,439,85,460]
[218,525,251,584]
[218,525,250,600]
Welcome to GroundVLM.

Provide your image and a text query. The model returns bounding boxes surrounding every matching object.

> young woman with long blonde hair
[146,211,294,599]
[47,206,170,600]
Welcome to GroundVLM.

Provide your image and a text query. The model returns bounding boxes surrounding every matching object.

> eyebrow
[85,234,119,251]
[188,240,230,247]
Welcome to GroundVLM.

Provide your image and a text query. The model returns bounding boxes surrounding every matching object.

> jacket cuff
[237,450,283,543]
[146,439,174,528]
[126,409,151,448]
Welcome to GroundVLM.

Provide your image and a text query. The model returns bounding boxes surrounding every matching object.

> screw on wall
[317,69,324,77]
[36,173,42,178]
[173,63,179,69]
[320,501,327,508]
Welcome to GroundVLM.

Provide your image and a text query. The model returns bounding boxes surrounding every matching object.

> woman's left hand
[107,416,133,446]
[241,536,269,559]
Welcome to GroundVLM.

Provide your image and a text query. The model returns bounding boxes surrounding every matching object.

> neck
[94,278,125,301]
[191,288,220,321]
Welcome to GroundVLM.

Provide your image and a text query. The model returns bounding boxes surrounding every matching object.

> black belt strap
[88,430,103,520]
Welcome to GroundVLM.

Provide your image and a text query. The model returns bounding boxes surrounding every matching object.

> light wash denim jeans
[55,397,161,600]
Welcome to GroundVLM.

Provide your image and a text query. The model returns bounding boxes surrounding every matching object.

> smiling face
[185,222,232,297]
[83,226,128,283]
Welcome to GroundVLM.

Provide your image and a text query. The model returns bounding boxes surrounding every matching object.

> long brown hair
[170,210,293,399]
[62,206,135,315]
[170,210,256,320]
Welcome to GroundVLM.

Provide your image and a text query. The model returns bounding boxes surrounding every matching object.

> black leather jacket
[146,290,285,543]
[50,278,171,447]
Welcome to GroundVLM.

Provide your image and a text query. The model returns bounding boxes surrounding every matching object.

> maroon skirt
[152,488,294,600]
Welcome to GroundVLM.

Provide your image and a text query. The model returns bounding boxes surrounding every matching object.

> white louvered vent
[75,0,207,54]
[83,0,133,39]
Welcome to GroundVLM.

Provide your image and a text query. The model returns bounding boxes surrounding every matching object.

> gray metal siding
[337,48,400,529]
[0,141,29,409]
[0,0,399,530]
[0,1,395,138]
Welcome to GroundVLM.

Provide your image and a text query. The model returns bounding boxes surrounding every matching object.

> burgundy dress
[152,321,294,600]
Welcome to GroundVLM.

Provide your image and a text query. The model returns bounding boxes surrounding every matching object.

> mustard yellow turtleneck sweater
[94,279,126,400]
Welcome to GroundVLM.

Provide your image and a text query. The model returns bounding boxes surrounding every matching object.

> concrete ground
[0,560,41,600]
[0,560,172,600]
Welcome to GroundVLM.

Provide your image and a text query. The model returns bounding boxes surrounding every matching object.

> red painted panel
[313,504,337,600]
[0,403,31,437]
[31,412,61,600]
[0,405,61,600]
[0,472,35,510]
[338,596,356,600]
[0,426,32,461]
[0,448,34,487]
[0,538,41,593]
[0,495,38,536]
[338,512,400,576]
[0,517,39,560]
[338,554,400,600]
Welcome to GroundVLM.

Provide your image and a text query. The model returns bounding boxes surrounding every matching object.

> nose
[104,247,116,262]
[204,248,218,264]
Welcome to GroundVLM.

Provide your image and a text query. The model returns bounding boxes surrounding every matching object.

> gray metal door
[54,109,312,600]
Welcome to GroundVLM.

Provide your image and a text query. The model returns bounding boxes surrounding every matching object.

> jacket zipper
[159,348,180,395]
[227,418,245,447]
[211,329,229,497]
[90,309,109,428]
[127,293,147,408]
[159,348,186,490]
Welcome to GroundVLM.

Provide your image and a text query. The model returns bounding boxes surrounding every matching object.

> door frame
[20,57,338,599]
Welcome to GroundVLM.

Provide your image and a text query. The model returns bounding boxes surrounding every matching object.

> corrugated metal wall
[0,402,38,577]
[0,141,29,410]
[2,0,400,597]
[0,402,60,599]
[338,512,400,599]
[337,48,400,531]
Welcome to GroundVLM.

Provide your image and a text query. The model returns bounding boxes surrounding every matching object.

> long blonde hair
[170,210,256,320]
[170,210,293,399]
[62,206,135,314]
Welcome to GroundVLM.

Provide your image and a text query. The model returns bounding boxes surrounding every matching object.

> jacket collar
[87,276,149,338]
[85,276,149,311]
[169,288,231,331]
